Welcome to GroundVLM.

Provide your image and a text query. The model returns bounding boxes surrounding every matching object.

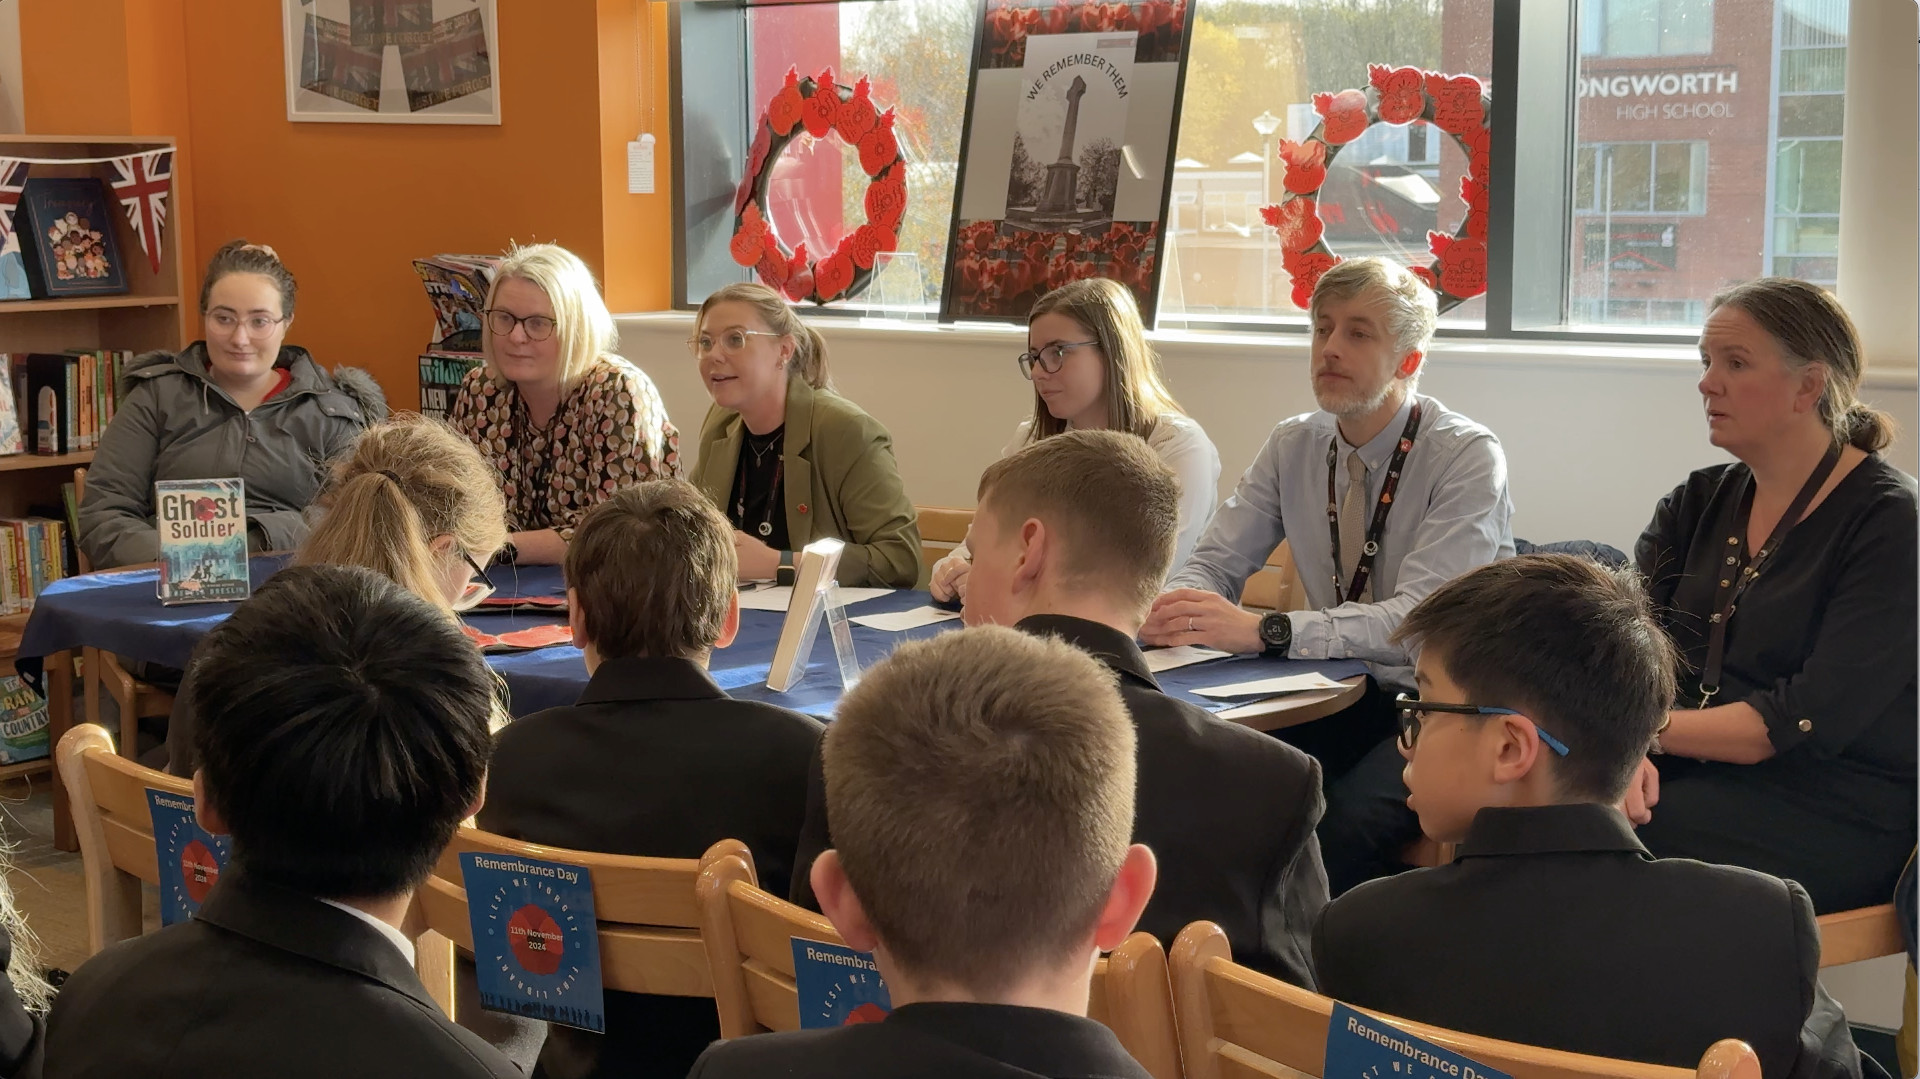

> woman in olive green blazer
[689,283,921,589]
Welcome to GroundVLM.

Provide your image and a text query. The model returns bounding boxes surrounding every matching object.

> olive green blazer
[693,377,922,589]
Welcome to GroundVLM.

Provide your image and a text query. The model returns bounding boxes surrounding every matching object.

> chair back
[916,506,974,576]
[55,722,194,955]
[412,827,750,1018]
[1817,904,1906,968]
[1239,541,1302,611]
[1170,921,1761,1079]
[697,855,1184,1079]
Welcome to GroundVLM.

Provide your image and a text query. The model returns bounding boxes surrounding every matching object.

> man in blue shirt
[1142,257,1514,893]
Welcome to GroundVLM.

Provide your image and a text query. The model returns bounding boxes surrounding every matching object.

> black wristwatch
[1258,612,1293,658]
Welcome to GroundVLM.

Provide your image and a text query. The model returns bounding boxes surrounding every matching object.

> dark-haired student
[793,429,1328,987]
[480,479,823,1079]
[44,565,517,1079]
[1313,554,1869,1079]
[691,625,1159,1079]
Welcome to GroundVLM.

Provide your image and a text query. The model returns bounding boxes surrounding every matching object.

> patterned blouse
[449,355,680,540]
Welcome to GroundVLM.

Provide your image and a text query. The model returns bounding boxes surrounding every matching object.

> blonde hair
[298,415,508,614]
[1026,277,1183,442]
[1310,257,1440,364]
[696,282,831,389]
[824,626,1136,995]
[1709,278,1896,452]
[483,243,618,393]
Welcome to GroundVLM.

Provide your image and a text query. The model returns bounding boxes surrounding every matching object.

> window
[1580,0,1714,58]
[673,0,1852,338]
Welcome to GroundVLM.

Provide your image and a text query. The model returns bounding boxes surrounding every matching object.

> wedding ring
[1188,617,1196,633]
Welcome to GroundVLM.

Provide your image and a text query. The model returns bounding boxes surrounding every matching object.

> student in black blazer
[1313,555,1868,1079]
[793,430,1326,986]
[44,566,518,1079]
[692,625,1160,1079]
[481,480,823,1079]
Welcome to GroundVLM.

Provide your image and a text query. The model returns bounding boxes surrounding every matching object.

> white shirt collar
[318,898,417,966]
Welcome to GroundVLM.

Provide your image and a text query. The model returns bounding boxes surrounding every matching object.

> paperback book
[461,851,605,1032]
[147,789,231,926]
[155,478,249,605]
[0,675,49,764]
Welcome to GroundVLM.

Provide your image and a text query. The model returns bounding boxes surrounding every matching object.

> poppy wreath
[1259,65,1492,313]
[729,67,907,306]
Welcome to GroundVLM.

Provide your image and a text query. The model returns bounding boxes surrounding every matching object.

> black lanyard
[1326,401,1423,605]
[1697,442,1842,704]
[732,433,784,539]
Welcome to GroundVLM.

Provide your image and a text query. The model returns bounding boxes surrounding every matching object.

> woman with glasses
[448,243,679,566]
[162,414,509,777]
[79,239,387,570]
[688,282,920,589]
[929,277,1218,602]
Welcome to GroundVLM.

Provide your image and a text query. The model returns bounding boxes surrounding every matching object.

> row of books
[0,515,74,615]
[0,350,133,457]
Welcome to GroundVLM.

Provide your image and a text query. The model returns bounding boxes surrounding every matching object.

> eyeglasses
[460,548,495,590]
[1017,339,1098,379]
[483,308,557,342]
[206,311,289,337]
[1392,693,1571,757]
[688,328,782,357]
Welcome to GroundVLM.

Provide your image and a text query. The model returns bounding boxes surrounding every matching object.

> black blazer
[792,614,1329,988]
[688,1000,1154,1079]
[0,924,40,1079]
[480,655,824,1079]
[42,868,518,1079]
[1313,804,1867,1079]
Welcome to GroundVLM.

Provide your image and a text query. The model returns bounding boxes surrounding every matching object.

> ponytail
[790,322,831,389]
[1843,402,1897,453]
[298,471,448,611]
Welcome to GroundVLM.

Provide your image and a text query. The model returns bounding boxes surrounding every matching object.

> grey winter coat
[77,343,388,569]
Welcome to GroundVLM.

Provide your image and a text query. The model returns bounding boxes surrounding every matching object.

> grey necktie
[1338,450,1370,602]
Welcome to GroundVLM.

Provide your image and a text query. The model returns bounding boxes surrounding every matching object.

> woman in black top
[1634,278,1917,913]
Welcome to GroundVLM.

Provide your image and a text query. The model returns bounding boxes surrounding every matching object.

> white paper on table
[1142,644,1232,673]
[848,606,962,632]
[1192,672,1349,699]
[736,585,895,612]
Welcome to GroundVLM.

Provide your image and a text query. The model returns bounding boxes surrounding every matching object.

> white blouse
[955,412,1222,575]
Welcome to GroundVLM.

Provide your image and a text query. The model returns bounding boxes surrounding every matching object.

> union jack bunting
[0,160,28,240]
[108,150,174,274]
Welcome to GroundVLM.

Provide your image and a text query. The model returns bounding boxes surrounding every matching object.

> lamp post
[1252,110,1282,311]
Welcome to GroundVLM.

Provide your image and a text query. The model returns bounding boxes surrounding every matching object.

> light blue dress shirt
[1166,393,1515,689]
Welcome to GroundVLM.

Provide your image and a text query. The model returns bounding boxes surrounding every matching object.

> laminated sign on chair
[147,788,231,927]
[461,850,606,1033]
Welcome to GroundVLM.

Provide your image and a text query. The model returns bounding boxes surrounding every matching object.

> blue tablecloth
[16,558,1366,719]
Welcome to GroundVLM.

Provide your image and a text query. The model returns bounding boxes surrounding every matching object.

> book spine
[0,527,18,616]
[62,361,74,456]
[23,523,39,607]
[12,524,27,612]
[79,355,92,451]
[46,520,64,584]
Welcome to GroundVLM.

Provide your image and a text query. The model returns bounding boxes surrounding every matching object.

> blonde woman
[164,415,509,776]
[449,243,679,566]
[930,277,1220,601]
[689,282,920,589]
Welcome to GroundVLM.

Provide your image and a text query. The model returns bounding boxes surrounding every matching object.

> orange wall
[20,0,675,406]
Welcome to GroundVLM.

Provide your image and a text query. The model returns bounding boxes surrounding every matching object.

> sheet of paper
[1142,644,1231,673]
[737,586,896,612]
[849,606,962,632]
[1192,671,1350,699]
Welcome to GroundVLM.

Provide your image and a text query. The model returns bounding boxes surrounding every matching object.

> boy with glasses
[1312,555,1867,1079]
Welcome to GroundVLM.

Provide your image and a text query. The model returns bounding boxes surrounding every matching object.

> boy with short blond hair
[692,626,1158,1077]
[483,479,822,1079]
[1314,554,1865,1079]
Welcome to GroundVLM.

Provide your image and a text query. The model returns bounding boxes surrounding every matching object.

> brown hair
[565,479,736,660]
[824,626,1136,994]
[297,415,508,614]
[200,239,296,318]
[696,282,831,389]
[1709,278,1895,452]
[1026,277,1184,442]
[1393,554,1678,803]
[977,428,1178,616]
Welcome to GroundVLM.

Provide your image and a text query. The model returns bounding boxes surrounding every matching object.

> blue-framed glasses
[1392,692,1571,757]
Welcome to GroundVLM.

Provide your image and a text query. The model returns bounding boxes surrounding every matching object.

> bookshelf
[0,135,186,784]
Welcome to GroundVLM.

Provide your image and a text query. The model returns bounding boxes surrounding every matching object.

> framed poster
[282,0,500,124]
[941,0,1196,324]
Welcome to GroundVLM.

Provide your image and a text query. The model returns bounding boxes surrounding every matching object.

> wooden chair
[1817,904,1907,968]
[55,721,194,956]
[696,854,1184,1079]
[1170,921,1761,1079]
[915,506,974,579]
[72,468,175,758]
[1238,540,1303,612]
[411,826,749,1020]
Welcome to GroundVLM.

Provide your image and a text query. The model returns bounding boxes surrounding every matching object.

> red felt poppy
[1262,197,1325,251]
[769,68,805,137]
[802,68,840,138]
[836,77,879,144]
[858,111,900,177]
[1425,71,1485,136]
[1312,89,1369,145]
[1369,64,1427,126]
[1277,138,1328,195]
